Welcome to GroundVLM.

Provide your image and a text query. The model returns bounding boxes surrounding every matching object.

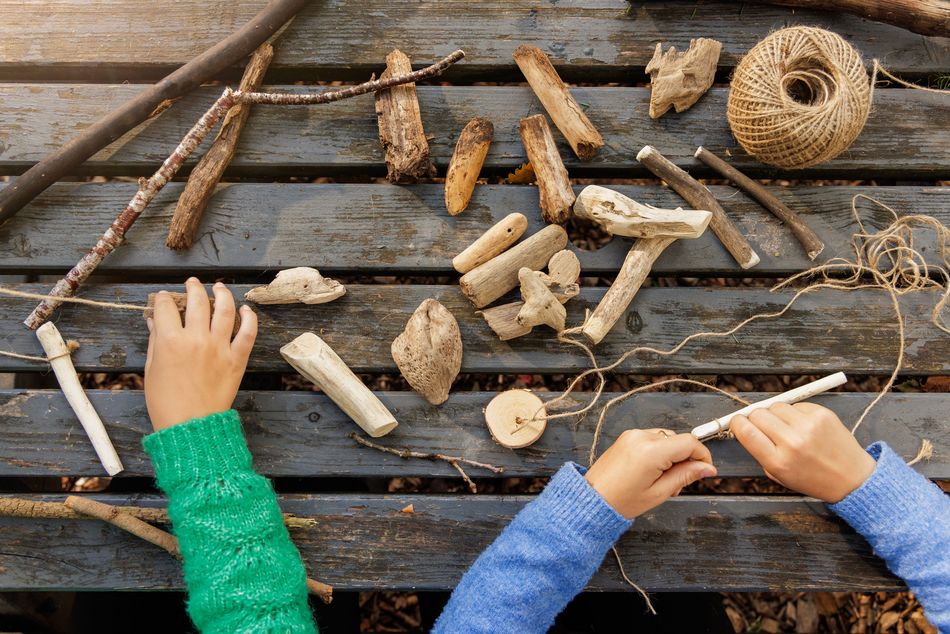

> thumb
[651,460,717,499]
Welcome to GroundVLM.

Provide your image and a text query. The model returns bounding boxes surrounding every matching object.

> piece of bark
[574,185,712,238]
[459,224,568,308]
[645,38,722,119]
[636,145,760,269]
[518,115,576,224]
[35,323,124,476]
[244,267,345,305]
[145,292,241,337]
[375,49,435,184]
[512,45,604,161]
[391,299,462,405]
[281,332,398,437]
[516,267,566,332]
[445,117,494,215]
[694,146,825,259]
[452,212,528,274]
[484,389,547,449]
[166,43,275,250]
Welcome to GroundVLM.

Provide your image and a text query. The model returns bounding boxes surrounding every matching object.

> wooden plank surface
[2,183,947,276]
[1,86,947,178]
[1,284,948,375]
[1,1,945,79]
[0,390,945,479]
[0,493,900,591]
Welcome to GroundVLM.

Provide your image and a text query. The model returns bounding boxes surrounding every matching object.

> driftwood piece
[574,185,711,238]
[512,44,604,161]
[484,389,547,449]
[694,146,825,260]
[35,322,123,476]
[244,267,345,305]
[636,145,759,270]
[452,212,528,274]
[516,267,566,332]
[645,39,722,119]
[391,299,462,405]
[145,292,241,337]
[459,224,568,308]
[738,0,949,37]
[445,117,494,215]
[166,43,275,250]
[518,115,575,224]
[281,332,398,437]
[0,0,309,225]
[375,49,435,184]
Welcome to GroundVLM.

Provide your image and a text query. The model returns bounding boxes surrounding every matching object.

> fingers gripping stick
[691,372,848,441]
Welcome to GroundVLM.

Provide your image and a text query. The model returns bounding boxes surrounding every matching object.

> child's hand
[731,402,876,503]
[584,429,717,519]
[145,278,257,431]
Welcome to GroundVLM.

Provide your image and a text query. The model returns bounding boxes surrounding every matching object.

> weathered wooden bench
[0,0,948,603]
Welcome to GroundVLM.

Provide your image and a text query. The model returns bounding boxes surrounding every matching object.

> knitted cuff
[143,410,253,494]
[535,462,633,542]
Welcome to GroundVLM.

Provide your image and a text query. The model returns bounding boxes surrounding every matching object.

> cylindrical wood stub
[452,212,528,273]
[281,332,398,437]
[485,389,547,449]
[459,224,568,308]
[636,145,759,270]
[581,237,675,345]
[445,117,494,215]
[36,322,124,475]
[518,115,576,224]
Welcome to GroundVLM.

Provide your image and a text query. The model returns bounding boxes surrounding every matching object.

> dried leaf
[507,162,536,184]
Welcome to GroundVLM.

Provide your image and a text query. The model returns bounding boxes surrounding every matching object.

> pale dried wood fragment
[516,267,566,332]
[459,224,568,308]
[452,212,528,274]
[281,333,398,437]
[375,49,435,183]
[245,267,345,305]
[518,115,575,224]
[35,323,123,476]
[391,299,462,405]
[574,185,711,238]
[145,292,241,337]
[445,117,494,215]
[646,38,722,119]
[513,44,604,161]
[484,389,547,448]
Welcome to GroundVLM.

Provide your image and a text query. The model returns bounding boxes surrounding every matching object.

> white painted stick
[35,322,124,475]
[281,332,398,437]
[691,372,848,441]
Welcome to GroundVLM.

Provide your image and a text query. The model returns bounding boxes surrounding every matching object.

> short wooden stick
[694,146,825,260]
[518,115,575,224]
[452,212,528,274]
[691,372,848,440]
[513,45,604,161]
[445,117,494,215]
[35,323,123,475]
[65,495,179,556]
[636,145,760,269]
[375,49,435,183]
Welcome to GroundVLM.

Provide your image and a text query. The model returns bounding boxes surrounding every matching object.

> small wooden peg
[484,389,547,448]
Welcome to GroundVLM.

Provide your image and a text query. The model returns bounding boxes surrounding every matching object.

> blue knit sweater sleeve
[830,442,950,631]
[433,463,631,634]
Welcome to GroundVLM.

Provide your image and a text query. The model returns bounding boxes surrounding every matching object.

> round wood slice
[484,389,547,449]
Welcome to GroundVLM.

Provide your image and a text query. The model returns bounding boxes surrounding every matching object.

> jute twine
[727,26,872,169]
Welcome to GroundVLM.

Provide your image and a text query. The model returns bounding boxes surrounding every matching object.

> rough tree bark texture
[166,42,275,250]
[645,39,721,119]
[391,299,463,405]
[518,115,575,224]
[375,49,435,184]
[445,117,494,215]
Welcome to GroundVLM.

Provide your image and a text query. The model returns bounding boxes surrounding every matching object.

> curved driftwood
[245,267,345,305]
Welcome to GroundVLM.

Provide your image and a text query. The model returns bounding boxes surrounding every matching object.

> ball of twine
[727,27,872,169]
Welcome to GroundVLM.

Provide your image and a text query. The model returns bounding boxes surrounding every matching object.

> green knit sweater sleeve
[143,410,317,634]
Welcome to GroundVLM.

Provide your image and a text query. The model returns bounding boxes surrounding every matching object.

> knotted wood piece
[445,117,494,215]
[391,299,462,405]
[518,115,575,224]
[376,49,436,184]
[245,267,345,305]
[166,42,275,250]
[452,212,528,274]
[516,267,566,332]
[645,38,722,119]
[513,44,604,161]
[574,185,711,238]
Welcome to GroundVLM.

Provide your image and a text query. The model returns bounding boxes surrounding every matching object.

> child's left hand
[145,278,257,431]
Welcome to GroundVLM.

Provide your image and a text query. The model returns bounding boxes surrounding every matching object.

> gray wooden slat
[0,389,946,479]
[1,284,948,375]
[1,85,947,178]
[2,183,947,276]
[0,493,901,591]
[0,1,945,79]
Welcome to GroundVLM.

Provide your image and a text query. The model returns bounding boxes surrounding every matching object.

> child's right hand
[731,402,877,503]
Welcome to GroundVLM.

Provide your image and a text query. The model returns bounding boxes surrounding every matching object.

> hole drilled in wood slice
[484,389,547,449]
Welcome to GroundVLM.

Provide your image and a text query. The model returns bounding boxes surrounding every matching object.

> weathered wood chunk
[445,117,493,215]
[518,115,575,224]
[391,299,462,405]
[516,267,566,332]
[645,38,722,119]
[244,267,345,305]
[375,49,435,183]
